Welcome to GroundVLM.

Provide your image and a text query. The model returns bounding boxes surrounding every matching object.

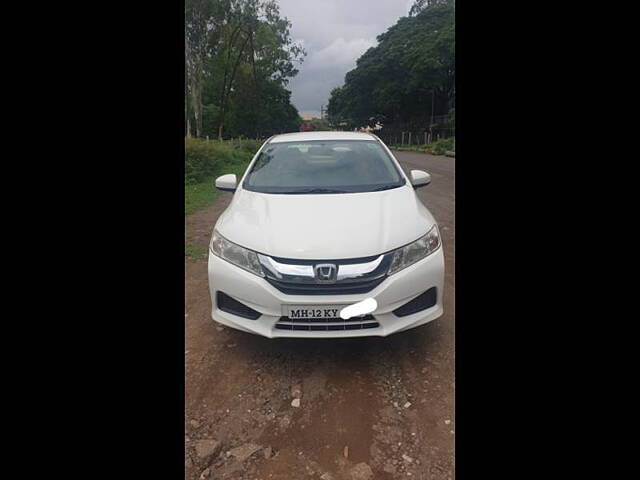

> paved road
[185,151,455,480]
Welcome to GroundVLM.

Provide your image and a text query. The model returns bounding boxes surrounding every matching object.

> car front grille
[259,252,393,296]
[275,314,379,331]
[265,277,385,295]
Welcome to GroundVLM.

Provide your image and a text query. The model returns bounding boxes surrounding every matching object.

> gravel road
[185,151,455,480]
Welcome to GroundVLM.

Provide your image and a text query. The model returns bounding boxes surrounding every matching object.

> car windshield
[243,140,406,194]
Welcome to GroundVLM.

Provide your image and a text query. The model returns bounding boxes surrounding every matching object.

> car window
[243,140,405,194]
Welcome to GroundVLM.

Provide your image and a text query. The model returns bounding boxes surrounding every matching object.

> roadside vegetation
[185,137,261,215]
[391,137,455,156]
[185,137,262,184]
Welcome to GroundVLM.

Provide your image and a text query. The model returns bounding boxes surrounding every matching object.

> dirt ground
[185,151,455,480]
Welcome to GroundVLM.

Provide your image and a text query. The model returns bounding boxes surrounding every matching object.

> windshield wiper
[287,188,348,194]
[372,184,399,191]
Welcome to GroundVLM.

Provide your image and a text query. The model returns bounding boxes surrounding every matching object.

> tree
[185,0,226,137]
[214,1,305,139]
[185,0,305,139]
[327,0,454,135]
[409,0,451,17]
[327,86,355,130]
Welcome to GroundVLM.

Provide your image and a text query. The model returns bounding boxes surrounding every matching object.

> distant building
[300,112,320,121]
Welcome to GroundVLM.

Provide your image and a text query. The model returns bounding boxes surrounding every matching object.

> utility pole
[320,105,324,119]
[431,90,435,126]
[428,90,435,144]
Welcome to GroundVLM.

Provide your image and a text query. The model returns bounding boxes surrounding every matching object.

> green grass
[184,137,261,216]
[185,178,219,216]
[184,155,252,215]
[185,243,208,260]
[185,137,262,185]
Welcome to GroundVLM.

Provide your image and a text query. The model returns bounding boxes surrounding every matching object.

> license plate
[284,305,345,319]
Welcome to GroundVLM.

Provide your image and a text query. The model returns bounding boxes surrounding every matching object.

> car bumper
[207,247,444,338]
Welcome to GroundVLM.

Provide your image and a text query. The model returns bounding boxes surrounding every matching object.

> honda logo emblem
[314,263,337,283]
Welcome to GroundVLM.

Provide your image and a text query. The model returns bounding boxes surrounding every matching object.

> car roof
[268,131,378,143]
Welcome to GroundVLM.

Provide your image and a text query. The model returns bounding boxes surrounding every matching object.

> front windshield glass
[243,140,405,194]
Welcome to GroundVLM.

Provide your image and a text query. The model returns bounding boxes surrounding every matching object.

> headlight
[388,224,440,275]
[209,230,264,277]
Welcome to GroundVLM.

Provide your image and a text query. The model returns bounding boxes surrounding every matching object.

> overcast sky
[278,0,415,118]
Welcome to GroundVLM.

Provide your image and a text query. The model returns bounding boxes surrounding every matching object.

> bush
[431,137,455,155]
[185,138,263,184]
[388,137,455,156]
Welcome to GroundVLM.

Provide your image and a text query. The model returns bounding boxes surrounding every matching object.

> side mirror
[215,174,237,192]
[410,170,431,189]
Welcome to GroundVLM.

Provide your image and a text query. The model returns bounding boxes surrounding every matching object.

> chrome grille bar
[257,253,393,285]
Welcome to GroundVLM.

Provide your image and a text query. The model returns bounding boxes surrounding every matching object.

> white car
[208,131,444,338]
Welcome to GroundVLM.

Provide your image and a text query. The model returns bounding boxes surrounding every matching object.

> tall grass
[185,138,263,184]
[184,138,263,215]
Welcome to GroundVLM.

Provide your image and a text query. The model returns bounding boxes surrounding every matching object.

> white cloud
[310,37,375,70]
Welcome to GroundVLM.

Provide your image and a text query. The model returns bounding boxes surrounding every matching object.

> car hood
[215,186,436,259]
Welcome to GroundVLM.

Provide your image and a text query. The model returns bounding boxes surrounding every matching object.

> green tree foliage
[409,0,451,17]
[185,0,305,139]
[327,0,454,134]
